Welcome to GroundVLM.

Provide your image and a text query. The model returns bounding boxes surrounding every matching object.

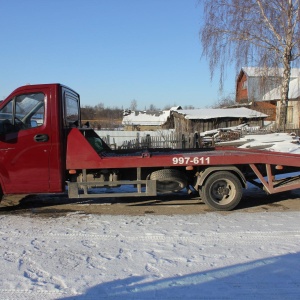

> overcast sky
[0,0,236,109]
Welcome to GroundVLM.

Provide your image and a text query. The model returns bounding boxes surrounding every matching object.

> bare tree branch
[199,0,300,126]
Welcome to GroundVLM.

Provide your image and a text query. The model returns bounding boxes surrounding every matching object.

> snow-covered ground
[0,211,300,299]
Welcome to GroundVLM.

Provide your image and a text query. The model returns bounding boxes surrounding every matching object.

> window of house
[242,80,248,90]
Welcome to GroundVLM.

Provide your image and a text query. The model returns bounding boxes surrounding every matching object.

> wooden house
[262,77,300,127]
[236,67,300,126]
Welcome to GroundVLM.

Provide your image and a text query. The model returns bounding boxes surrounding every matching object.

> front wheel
[201,171,242,211]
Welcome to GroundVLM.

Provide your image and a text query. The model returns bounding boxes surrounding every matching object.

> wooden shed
[171,107,268,133]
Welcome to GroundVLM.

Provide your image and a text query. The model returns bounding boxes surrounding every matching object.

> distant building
[236,67,300,127]
[262,77,300,126]
[122,107,181,131]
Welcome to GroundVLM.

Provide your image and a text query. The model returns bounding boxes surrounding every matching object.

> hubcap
[211,179,235,204]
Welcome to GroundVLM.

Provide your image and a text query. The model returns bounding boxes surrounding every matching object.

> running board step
[67,180,157,199]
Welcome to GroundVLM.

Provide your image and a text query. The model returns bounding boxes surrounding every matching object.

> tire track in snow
[1,230,300,246]
[0,289,70,299]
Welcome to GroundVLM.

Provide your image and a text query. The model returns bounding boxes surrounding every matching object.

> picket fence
[114,131,242,149]
[100,125,300,150]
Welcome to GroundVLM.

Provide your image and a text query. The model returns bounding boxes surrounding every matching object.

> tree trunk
[277,0,294,130]
[277,45,292,130]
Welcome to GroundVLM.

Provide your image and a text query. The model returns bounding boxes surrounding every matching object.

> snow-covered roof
[170,105,182,111]
[242,67,300,78]
[122,107,267,126]
[262,77,300,101]
[122,110,171,126]
[174,107,268,120]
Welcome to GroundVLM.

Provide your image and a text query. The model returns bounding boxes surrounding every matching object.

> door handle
[34,134,49,142]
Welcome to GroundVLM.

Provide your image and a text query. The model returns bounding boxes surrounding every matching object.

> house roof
[173,107,268,120]
[262,77,300,101]
[241,67,300,78]
[122,110,171,126]
[122,107,268,126]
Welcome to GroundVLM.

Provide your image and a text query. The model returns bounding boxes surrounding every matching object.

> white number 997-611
[172,156,210,165]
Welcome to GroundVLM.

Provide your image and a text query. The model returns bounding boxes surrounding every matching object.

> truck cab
[0,84,80,195]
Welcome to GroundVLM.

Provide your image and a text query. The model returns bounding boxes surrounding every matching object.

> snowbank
[238,132,300,154]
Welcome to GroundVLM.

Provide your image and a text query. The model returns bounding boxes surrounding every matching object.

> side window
[0,93,45,133]
[64,92,80,127]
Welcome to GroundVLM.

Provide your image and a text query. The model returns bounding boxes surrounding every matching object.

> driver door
[0,90,51,194]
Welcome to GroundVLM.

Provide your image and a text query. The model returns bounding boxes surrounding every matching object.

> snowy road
[0,212,300,299]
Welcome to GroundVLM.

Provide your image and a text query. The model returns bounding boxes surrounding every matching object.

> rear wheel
[201,171,242,211]
[149,169,187,193]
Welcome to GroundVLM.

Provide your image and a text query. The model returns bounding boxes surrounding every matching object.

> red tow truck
[0,83,300,211]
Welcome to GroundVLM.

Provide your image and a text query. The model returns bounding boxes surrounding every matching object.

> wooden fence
[117,126,300,150]
[121,133,198,149]
[119,132,219,149]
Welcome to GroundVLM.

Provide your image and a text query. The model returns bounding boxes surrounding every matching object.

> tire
[201,171,242,211]
[149,169,187,193]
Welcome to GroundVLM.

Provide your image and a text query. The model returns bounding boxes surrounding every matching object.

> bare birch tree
[130,99,138,111]
[200,0,300,127]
